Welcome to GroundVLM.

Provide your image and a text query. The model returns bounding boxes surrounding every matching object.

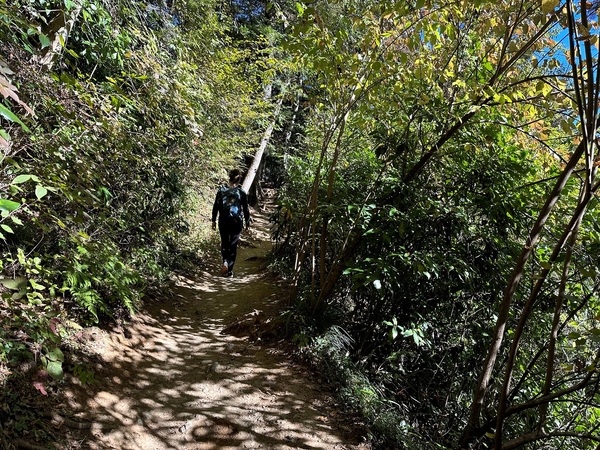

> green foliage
[41,346,64,380]
[0,2,271,443]
[302,325,439,449]
[274,0,600,447]
[277,113,548,445]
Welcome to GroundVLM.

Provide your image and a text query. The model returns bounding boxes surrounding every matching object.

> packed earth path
[58,205,371,450]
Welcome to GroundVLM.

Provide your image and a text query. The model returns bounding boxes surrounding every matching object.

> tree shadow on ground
[59,211,368,450]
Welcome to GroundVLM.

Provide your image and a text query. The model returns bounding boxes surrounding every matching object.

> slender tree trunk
[242,96,283,194]
[313,117,347,312]
[464,3,599,445]
[35,4,83,70]
[537,210,581,429]
[289,123,336,303]
[460,140,586,447]
[494,189,592,448]
[285,84,301,145]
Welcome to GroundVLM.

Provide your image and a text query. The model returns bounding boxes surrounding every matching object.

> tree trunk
[35,5,82,70]
[242,96,283,194]
[459,140,586,447]
[314,115,347,313]
[285,86,301,145]
[463,3,598,445]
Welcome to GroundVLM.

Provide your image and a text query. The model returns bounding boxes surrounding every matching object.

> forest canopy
[1,0,600,449]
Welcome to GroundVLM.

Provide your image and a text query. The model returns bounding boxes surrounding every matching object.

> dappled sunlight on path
[63,208,368,450]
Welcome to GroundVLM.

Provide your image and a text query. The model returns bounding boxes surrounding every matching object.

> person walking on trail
[211,169,251,277]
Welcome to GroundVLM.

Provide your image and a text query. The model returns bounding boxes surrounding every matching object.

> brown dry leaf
[0,74,18,98]
[0,74,34,116]
[0,57,14,76]
[0,135,10,151]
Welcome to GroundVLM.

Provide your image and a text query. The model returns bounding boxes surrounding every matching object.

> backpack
[220,186,243,222]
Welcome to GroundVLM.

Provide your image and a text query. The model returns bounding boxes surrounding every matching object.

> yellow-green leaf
[12,174,32,184]
[46,360,64,380]
[35,185,48,199]
[541,0,559,14]
[0,199,20,211]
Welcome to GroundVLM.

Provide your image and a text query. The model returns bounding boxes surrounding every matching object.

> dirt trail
[61,208,369,450]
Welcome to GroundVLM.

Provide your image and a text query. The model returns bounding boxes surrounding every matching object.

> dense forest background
[1,0,600,448]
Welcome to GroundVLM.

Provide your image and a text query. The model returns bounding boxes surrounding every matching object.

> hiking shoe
[225,271,233,278]
[220,262,228,275]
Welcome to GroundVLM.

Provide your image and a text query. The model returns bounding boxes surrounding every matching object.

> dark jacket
[211,185,250,228]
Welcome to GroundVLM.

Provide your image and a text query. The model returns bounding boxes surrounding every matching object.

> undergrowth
[297,323,446,450]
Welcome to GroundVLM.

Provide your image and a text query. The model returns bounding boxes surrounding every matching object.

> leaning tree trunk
[241,96,283,195]
[34,3,82,70]
[462,2,600,447]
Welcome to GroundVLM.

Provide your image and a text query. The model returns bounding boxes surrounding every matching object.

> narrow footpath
[60,207,370,450]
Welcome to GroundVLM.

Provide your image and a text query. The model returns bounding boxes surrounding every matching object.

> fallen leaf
[33,381,48,396]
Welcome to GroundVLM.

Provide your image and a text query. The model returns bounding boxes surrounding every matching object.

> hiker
[211,169,251,277]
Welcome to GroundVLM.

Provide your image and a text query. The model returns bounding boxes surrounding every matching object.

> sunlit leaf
[47,347,65,362]
[46,360,64,380]
[0,104,29,131]
[10,216,23,225]
[0,199,20,212]
[39,33,51,49]
[1,224,14,234]
[35,185,48,199]
[541,0,559,14]
[11,174,32,184]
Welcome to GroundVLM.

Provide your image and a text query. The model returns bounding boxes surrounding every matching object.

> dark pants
[218,220,243,273]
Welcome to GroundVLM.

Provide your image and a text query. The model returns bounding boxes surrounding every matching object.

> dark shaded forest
[1,0,600,448]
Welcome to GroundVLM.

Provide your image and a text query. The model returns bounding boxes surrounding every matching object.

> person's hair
[229,169,242,184]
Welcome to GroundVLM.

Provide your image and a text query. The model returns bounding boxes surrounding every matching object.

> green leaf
[0,104,29,131]
[35,185,48,199]
[47,347,65,362]
[46,360,64,380]
[39,33,51,49]
[542,0,560,14]
[10,216,23,225]
[581,268,596,278]
[1,224,13,234]
[11,174,32,184]
[560,119,572,134]
[0,276,27,290]
[0,199,20,212]
[30,279,46,291]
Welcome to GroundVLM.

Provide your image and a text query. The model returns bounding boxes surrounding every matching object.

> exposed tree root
[41,410,94,430]
[14,439,49,450]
